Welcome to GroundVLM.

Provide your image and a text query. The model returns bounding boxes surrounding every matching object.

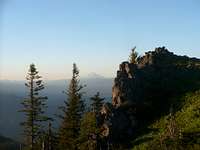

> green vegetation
[132,91,200,150]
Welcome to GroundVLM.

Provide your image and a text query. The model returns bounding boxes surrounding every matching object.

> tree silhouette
[129,46,138,64]
[20,64,50,150]
[58,63,85,150]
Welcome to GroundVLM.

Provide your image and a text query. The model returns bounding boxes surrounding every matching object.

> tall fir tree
[90,92,104,116]
[129,46,138,64]
[58,63,85,150]
[20,64,50,150]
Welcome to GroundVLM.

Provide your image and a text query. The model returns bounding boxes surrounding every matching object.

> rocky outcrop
[112,47,200,109]
[112,62,136,108]
[99,47,200,148]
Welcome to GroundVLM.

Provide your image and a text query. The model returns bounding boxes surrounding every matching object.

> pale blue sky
[0,0,200,80]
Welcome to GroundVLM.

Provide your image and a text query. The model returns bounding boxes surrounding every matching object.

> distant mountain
[0,135,20,150]
[85,72,106,79]
[0,77,113,140]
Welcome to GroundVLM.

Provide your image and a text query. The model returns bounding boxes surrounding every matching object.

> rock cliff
[99,47,200,148]
[112,47,200,109]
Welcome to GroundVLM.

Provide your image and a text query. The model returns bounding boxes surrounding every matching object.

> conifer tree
[79,112,98,150]
[129,46,138,64]
[90,92,104,116]
[20,64,50,150]
[58,63,85,150]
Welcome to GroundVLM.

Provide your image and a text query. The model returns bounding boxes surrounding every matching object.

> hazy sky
[0,0,200,80]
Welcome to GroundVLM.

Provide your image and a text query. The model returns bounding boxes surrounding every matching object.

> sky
[0,0,200,80]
